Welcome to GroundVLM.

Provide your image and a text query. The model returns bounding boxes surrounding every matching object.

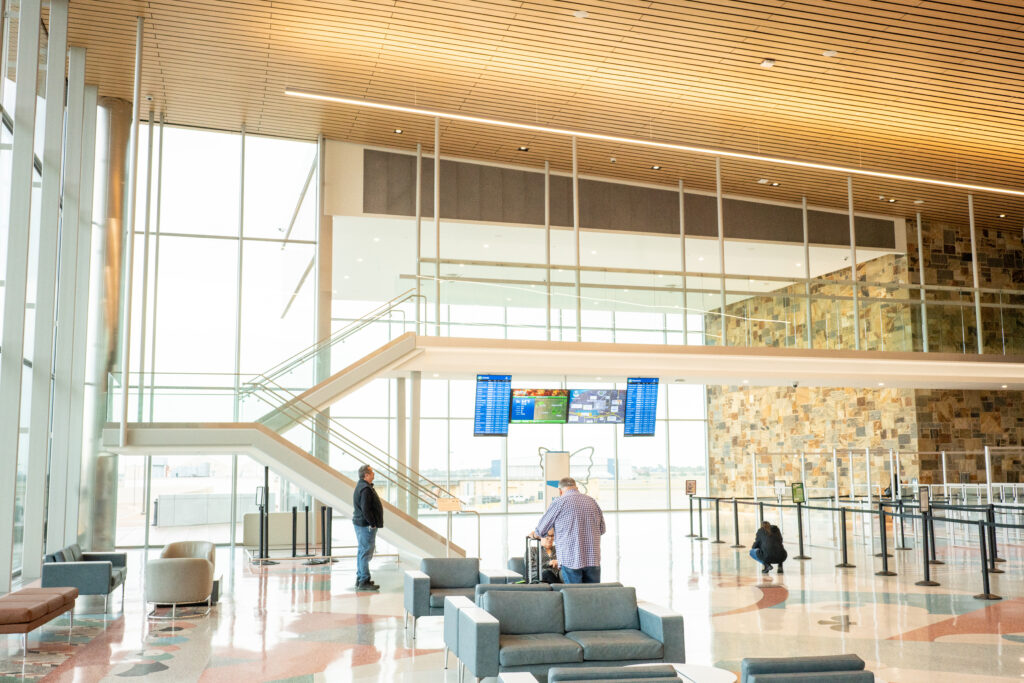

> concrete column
[396,377,407,514]
[313,135,331,462]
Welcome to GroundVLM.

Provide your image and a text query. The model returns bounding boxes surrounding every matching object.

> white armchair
[145,541,216,619]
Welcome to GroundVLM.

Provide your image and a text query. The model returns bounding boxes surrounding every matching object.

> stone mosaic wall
[706,384,918,496]
[706,220,1024,495]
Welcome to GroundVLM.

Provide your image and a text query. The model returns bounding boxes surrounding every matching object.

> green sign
[791,482,806,504]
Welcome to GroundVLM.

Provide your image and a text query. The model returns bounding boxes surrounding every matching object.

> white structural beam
[46,46,87,553]
[23,0,69,580]
[0,0,42,591]
[65,84,99,545]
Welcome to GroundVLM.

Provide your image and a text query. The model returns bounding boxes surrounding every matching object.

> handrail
[244,288,425,392]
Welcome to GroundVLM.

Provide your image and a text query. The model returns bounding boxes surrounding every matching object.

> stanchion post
[696,498,708,541]
[986,505,1004,573]
[874,501,893,558]
[712,499,725,543]
[928,512,943,565]
[836,507,855,568]
[291,506,297,558]
[896,499,910,550]
[304,504,310,556]
[327,506,334,558]
[730,498,744,548]
[320,505,327,556]
[257,502,265,561]
[876,505,896,576]
[758,501,765,525]
[915,510,939,586]
[794,502,810,560]
[974,519,1001,600]
[686,495,697,538]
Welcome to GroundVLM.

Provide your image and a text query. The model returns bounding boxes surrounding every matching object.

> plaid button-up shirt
[534,489,606,570]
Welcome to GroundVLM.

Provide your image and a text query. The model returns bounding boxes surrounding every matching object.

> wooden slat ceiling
[46,0,1024,232]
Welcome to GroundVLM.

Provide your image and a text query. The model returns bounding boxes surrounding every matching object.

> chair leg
[122,581,127,610]
[68,611,75,643]
[21,633,27,657]
[411,616,416,640]
[443,645,448,669]
[104,594,108,613]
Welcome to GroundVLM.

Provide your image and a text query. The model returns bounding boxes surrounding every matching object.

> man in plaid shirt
[531,477,606,583]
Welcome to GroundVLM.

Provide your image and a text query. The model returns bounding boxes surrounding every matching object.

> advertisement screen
[510,389,569,424]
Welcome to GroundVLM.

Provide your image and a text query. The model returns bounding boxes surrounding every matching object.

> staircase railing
[246,376,480,555]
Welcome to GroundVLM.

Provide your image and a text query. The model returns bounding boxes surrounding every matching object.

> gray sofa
[41,543,127,612]
[459,585,685,682]
[741,654,871,682]
[403,557,513,639]
[549,665,683,682]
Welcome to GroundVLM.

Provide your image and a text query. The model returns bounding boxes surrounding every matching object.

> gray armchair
[41,543,127,612]
[403,557,510,639]
[144,541,216,619]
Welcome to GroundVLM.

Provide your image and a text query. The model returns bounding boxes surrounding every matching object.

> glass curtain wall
[114,124,318,546]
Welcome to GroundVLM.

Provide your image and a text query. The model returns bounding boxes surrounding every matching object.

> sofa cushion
[742,654,865,682]
[15,588,78,606]
[53,550,67,563]
[566,629,664,661]
[430,587,476,608]
[748,672,874,683]
[421,558,480,589]
[498,633,583,666]
[484,590,564,635]
[562,586,640,632]
[0,602,50,625]
[67,544,83,561]
[549,664,680,682]
[475,583,552,604]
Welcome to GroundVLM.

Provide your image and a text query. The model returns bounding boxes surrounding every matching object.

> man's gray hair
[358,464,373,481]
[558,477,577,488]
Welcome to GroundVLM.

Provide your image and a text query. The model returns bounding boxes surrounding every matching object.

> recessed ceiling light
[393,128,403,134]
[888,198,897,203]
[878,195,886,200]
[573,10,588,19]
[913,199,925,205]
[757,178,770,184]
[1002,384,1008,388]
[822,49,838,58]
[651,165,662,170]
[517,146,529,152]
[999,213,1007,218]
[770,181,780,187]
[760,58,776,68]
[609,157,616,163]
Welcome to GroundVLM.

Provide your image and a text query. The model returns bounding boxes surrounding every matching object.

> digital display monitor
[473,374,512,436]
[568,389,626,424]
[510,389,569,424]
[624,377,658,436]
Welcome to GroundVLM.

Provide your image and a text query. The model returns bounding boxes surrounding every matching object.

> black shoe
[761,565,771,575]
[355,581,380,591]
[777,565,784,574]
[368,580,380,588]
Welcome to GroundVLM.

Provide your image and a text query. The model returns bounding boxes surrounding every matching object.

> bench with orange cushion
[0,587,78,650]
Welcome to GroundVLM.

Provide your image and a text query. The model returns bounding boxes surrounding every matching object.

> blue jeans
[749,548,768,567]
[354,524,377,584]
[560,565,601,584]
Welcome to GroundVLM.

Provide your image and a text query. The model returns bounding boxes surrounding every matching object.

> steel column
[545,160,551,340]
[433,117,441,335]
[847,176,860,350]
[118,17,144,446]
[137,110,155,425]
[967,194,984,353]
[802,196,812,348]
[396,378,408,515]
[715,158,726,345]
[22,0,69,579]
[66,84,100,547]
[679,179,687,341]
[414,142,422,332]
[984,446,994,503]
[916,212,929,352]
[313,134,331,463]
[572,137,581,341]
[410,371,421,520]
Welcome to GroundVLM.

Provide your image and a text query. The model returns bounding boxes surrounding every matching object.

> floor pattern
[0,510,1021,681]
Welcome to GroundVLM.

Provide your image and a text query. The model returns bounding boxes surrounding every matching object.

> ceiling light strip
[285,87,1024,198]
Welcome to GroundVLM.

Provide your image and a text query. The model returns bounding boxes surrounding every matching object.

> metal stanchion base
[928,559,945,565]
[835,563,856,568]
[303,558,331,565]
[251,559,280,566]
[915,579,940,586]
[875,570,897,576]
[986,566,1005,574]
[874,552,893,558]
[793,555,811,560]
[730,544,746,549]
[695,536,708,541]
[973,593,1002,600]
[685,533,698,538]
[994,557,1007,563]
[895,546,912,551]
[711,539,726,544]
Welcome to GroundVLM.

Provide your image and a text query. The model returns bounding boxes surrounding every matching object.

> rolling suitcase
[524,535,543,584]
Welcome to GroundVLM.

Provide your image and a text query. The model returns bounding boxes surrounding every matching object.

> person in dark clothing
[352,464,384,591]
[527,529,562,584]
[750,521,787,574]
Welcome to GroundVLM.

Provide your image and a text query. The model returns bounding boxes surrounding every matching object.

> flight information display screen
[509,389,569,424]
[624,377,659,436]
[473,374,512,436]
[568,389,626,424]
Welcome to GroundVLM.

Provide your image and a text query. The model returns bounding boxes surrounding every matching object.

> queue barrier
[682,493,1017,601]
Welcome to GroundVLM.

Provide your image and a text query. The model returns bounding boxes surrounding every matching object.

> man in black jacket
[352,464,384,591]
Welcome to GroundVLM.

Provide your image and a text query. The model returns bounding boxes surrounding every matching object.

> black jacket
[352,479,384,528]
[752,525,787,564]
